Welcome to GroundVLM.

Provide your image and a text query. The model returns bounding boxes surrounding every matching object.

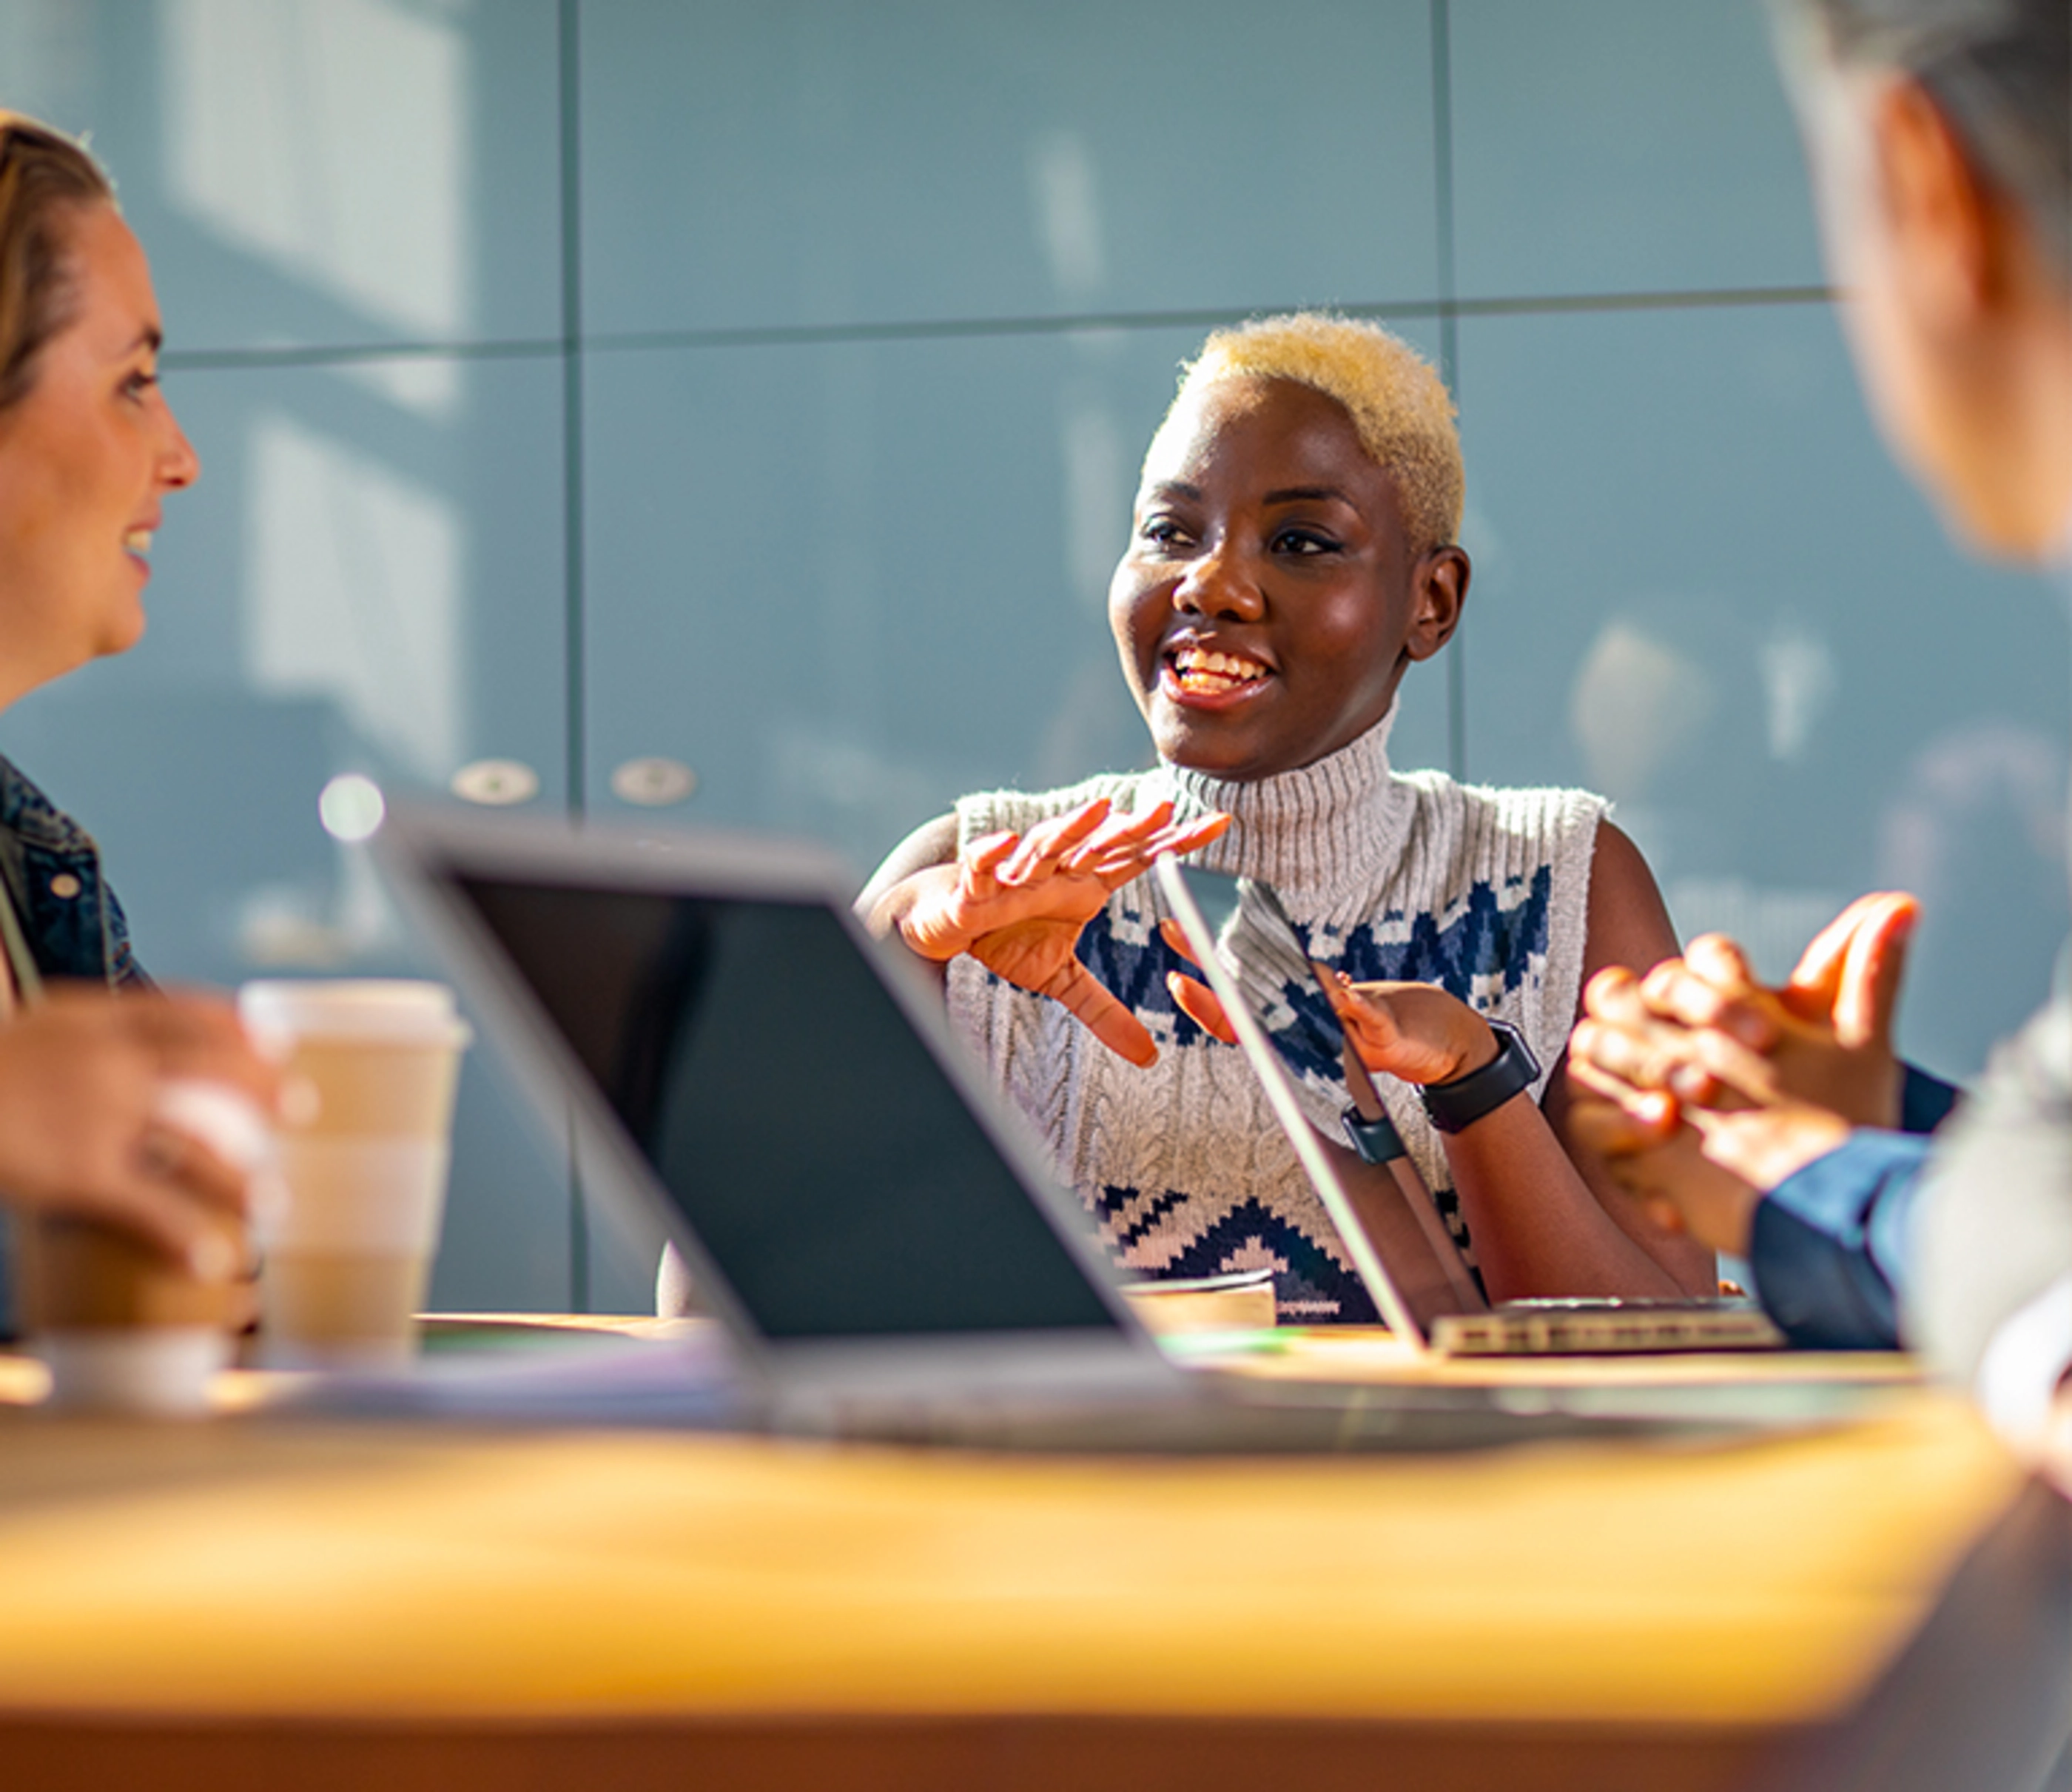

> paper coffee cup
[239,980,470,1370]
[13,1210,244,1415]
[11,1076,268,1415]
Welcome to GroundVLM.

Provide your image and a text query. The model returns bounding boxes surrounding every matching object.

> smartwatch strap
[1418,1019,1540,1135]
[1340,1104,1407,1165]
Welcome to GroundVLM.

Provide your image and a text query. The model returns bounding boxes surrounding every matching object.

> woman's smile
[122,518,159,577]
[1160,637,1275,705]
[1109,374,1456,783]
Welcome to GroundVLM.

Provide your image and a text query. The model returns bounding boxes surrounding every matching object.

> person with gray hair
[1568,0,2072,1483]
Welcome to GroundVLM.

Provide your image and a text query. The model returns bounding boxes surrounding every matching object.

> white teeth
[1172,645,1268,683]
[124,529,152,555]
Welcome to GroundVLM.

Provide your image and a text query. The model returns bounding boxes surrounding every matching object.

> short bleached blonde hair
[1163,313,1464,553]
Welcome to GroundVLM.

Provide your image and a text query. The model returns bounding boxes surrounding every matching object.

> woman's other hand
[0,987,280,1277]
[892,798,1228,1065]
[1157,918,1237,1044]
[1157,941,1497,1089]
[1328,975,1498,1087]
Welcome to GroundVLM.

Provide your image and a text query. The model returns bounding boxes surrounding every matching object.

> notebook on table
[1153,858,1786,1358]
[371,805,1748,1450]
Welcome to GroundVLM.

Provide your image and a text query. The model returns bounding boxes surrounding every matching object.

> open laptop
[372,805,1740,1451]
[1155,859,1785,1357]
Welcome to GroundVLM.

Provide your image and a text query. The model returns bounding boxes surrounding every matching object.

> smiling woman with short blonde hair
[856,313,1709,1321]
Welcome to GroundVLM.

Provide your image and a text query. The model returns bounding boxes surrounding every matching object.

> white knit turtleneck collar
[1148,708,1416,906]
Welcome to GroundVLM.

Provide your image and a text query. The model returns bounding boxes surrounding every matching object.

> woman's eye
[1138,517,1193,549]
[122,367,159,400]
[1273,527,1339,556]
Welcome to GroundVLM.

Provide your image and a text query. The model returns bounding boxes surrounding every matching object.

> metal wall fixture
[610,757,699,806]
[449,759,541,806]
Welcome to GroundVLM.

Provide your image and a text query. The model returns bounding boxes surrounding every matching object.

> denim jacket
[0,753,146,990]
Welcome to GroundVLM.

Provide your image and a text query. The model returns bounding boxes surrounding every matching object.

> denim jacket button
[48,873,81,899]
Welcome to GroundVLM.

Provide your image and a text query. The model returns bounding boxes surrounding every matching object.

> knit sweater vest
[947,717,1607,1323]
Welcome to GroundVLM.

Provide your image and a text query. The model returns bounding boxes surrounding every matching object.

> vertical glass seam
[559,0,591,1313]
[1430,0,1466,782]
[559,0,588,821]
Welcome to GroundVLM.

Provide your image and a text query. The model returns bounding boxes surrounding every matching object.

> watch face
[1484,1021,1541,1081]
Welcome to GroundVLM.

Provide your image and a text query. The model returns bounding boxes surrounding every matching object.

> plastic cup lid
[238,979,471,1047]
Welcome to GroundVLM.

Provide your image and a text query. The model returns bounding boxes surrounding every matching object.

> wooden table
[0,1326,2062,1792]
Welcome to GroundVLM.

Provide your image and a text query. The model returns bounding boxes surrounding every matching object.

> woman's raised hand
[898,797,1228,1065]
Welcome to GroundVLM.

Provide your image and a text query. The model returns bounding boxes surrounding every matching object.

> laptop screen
[448,873,1120,1340]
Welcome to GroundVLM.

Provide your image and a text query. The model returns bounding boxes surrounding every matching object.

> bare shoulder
[1582,819,1679,993]
[855,812,959,920]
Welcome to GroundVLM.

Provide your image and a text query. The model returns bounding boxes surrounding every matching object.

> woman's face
[1109,375,1462,781]
[0,203,198,702]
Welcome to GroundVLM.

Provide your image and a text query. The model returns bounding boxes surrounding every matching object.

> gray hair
[1771,0,2072,285]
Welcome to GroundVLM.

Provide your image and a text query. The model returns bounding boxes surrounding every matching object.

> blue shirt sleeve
[1748,1131,1931,1349]
[1740,1061,1958,1352]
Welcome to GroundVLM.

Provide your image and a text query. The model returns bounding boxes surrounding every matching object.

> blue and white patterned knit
[947,715,1606,1323]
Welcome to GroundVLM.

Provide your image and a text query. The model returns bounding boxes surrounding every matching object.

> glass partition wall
[2,0,2057,1312]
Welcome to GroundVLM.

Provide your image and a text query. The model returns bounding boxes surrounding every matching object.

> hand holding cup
[0,987,280,1412]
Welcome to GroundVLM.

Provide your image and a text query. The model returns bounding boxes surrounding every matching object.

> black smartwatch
[1417,1019,1540,1135]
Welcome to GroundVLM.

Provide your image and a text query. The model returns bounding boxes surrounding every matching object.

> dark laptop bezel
[374,802,1178,1416]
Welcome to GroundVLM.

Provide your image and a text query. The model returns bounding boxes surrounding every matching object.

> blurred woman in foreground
[0,114,272,1281]
[1569,0,2072,1476]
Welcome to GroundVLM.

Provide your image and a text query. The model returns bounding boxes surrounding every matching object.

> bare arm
[1163,820,1711,1298]
[856,812,961,996]
[1332,820,1714,1301]
[1533,819,1719,1294]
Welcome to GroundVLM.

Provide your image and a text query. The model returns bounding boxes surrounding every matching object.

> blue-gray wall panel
[579,0,1441,335]
[0,349,574,1311]
[1,0,564,352]
[1455,303,2067,1078]
[1450,0,1823,299]
[581,318,1451,877]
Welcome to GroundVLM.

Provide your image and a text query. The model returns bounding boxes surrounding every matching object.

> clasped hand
[1564,891,1917,1251]
[897,797,1229,1066]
